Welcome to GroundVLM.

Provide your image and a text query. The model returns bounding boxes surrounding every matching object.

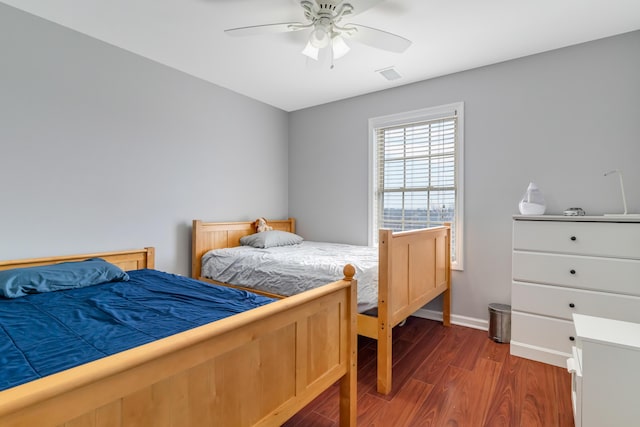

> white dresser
[568,314,640,427]
[511,215,640,367]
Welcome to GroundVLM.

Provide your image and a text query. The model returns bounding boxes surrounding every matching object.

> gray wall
[0,4,289,274]
[289,31,640,321]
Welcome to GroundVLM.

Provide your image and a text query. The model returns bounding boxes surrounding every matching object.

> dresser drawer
[513,221,640,258]
[513,251,640,296]
[511,311,574,356]
[512,281,640,322]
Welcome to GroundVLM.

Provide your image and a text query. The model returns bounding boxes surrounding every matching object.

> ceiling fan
[224,0,412,67]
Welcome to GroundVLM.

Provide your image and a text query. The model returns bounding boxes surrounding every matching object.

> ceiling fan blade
[347,24,411,53]
[225,22,307,37]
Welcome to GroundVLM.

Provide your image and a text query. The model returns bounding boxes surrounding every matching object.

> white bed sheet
[201,241,378,313]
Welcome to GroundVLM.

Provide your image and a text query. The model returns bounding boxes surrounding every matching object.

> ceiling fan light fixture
[302,40,320,60]
[332,34,350,59]
[309,26,330,48]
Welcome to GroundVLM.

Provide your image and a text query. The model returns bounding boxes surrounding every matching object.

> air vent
[377,67,401,81]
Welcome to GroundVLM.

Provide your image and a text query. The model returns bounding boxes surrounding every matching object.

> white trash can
[488,303,511,343]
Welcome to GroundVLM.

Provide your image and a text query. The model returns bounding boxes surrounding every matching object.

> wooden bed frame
[192,218,451,395]
[0,248,357,427]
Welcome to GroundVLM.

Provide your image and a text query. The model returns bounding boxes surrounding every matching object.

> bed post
[192,220,203,279]
[340,264,358,426]
[144,247,155,269]
[443,222,452,326]
[377,229,393,395]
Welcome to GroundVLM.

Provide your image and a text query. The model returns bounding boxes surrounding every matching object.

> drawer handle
[570,269,576,275]
[570,236,577,241]
[569,336,575,341]
[569,303,575,308]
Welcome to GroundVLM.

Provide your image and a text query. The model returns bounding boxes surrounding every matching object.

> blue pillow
[0,258,129,298]
[240,230,303,248]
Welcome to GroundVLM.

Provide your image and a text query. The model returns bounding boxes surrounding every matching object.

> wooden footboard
[365,225,451,394]
[0,249,357,427]
[192,219,452,396]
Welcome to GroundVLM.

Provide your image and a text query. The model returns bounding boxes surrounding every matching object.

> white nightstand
[568,314,640,427]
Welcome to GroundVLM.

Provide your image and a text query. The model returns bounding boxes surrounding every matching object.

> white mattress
[201,241,378,313]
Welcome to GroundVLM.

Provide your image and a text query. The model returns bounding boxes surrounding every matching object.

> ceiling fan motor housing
[303,0,353,23]
[317,1,339,12]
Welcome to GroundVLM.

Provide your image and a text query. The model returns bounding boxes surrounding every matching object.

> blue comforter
[0,269,274,391]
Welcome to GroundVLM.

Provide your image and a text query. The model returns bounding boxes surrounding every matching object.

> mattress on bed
[201,241,378,313]
[0,269,274,391]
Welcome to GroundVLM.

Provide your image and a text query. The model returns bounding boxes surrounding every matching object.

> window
[369,103,464,270]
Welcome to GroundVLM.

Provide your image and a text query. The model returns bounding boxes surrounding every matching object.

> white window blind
[370,103,463,269]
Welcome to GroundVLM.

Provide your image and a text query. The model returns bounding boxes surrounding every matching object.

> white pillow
[240,230,303,248]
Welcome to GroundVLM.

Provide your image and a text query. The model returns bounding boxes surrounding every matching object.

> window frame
[368,102,464,270]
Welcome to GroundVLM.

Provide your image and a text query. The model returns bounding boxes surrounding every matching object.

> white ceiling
[3,0,640,111]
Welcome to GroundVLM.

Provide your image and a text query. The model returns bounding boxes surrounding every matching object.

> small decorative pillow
[240,230,303,249]
[0,258,130,298]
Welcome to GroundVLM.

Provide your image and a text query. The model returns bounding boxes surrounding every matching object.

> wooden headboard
[0,247,155,272]
[192,218,295,279]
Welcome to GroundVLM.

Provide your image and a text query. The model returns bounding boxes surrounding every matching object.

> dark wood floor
[283,316,573,427]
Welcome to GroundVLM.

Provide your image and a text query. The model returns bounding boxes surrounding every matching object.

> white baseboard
[412,308,489,331]
[509,341,569,368]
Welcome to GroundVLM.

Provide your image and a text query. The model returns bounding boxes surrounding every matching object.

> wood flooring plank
[283,410,336,427]
[391,338,419,365]
[438,358,502,426]
[554,363,574,427]
[356,364,379,398]
[519,360,560,427]
[483,351,523,427]
[355,393,391,426]
[481,337,510,364]
[413,325,472,385]
[362,378,433,427]
[358,338,377,367]
[450,327,491,371]
[408,365,468,426]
